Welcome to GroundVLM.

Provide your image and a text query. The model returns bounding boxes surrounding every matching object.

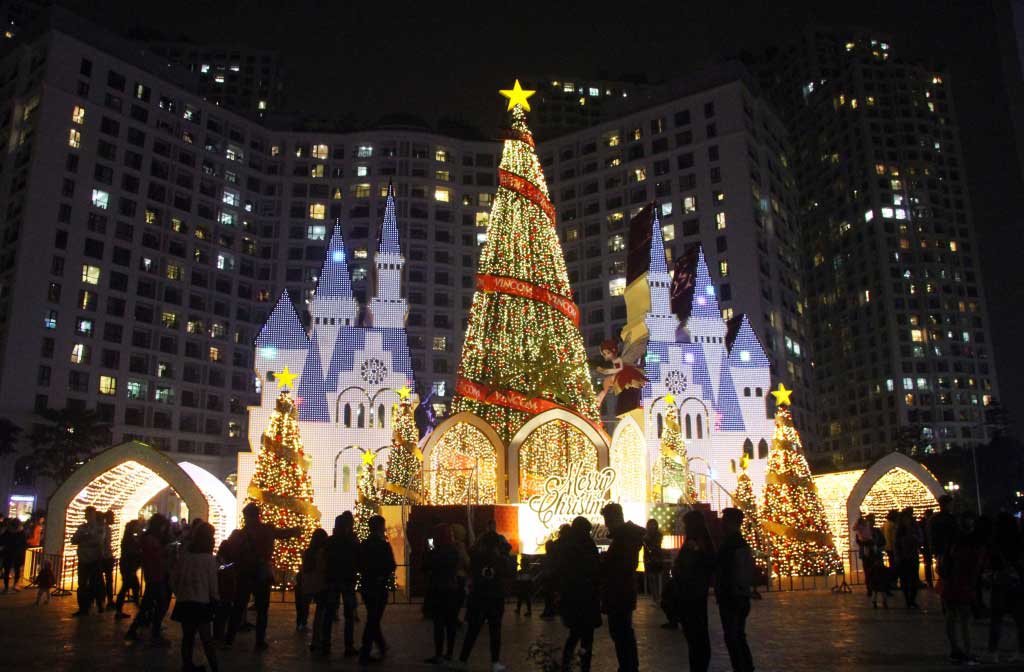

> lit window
[43,310,58,329]
[209,346,222,362]
[563,82,575,92]
[721,307,734,321]
[434,188,450,203]
[310,164,325,178]
[435,149,448,162]
[72,105,86,124]
[70,343,90,364]
[633,168,646,182]
[715,212,727,230]
[432,381,447,397]
[589,87,600,97]
[683,195,697,213]
[91,189,109,209]
[75,318,93,336]
[353,248,368,259]
[257,100,267,110]
[161,311,178,328]
[354,184,371,198]
[435,169,450,181]
[225,144,244,162]
[566,227,579,241]
[308,203,326,220]
[356,165,369,177]
[222,189,240,207]
[433,336,447,351]
[606,134,621,147]
[79,290,96,310]
[154,386,173,403]
[312,144,328,159]
[863,209,874,222]
[661,224,675,242]
[81,265,101,285]
[660,202,673,217]
[475,212,489,227]
[608,277,626,296]
[719,260,729,277]
[166,264,182,281]
[98,375,116,395]
[69,128,81,148]
[356,145,373,158]
[127,380,146,400]
[478,193,492,207]
[476,232,487,246]
[216,253,234,271]
[145,210,158,225]
[307,225,326,240]
[218,211,235,227]
[608,235,625,252]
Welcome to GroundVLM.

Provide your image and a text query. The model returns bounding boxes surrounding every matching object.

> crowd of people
[854,494,1024,664]
[47,501,757,672]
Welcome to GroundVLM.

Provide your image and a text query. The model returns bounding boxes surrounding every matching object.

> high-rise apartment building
[523,76,660,140]
[540,63,810,433]
[759,28,999,463]
[149,42,286,117]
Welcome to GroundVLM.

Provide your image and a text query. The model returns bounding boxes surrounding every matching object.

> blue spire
[727,315,771,368]
[297,334,330,422]
[255,291,308,350]
[650,210,668,274]
[314,222,353,298]
[714,353,746,431]
[690,247,722,320]
[379,181,401,255]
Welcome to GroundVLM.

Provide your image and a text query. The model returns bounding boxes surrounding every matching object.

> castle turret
[726,314,772,431]
[369,182,407,329]
[686,247,728,396]
[311,222,359,376]
[254,290,309,388]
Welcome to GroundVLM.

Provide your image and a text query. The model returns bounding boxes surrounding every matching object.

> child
[515,555,538,616]
[35,560,55,605]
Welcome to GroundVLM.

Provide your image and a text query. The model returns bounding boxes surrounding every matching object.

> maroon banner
[498,169,557,225]
[477,273,580,326]
[506,127,536,148]
[455,377,607,437]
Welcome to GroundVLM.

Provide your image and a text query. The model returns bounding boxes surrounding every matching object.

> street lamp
[945,481,960,495]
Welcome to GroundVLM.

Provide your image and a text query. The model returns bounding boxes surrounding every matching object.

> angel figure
[595,338,648,407]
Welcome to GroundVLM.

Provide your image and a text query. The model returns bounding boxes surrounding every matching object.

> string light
[380,398,423,504]
[353,455,379,540]
[429,423,498,504]
[610,417,647,502]
[518,420,596,500]
[246,391,321,572]
[652,409,697,504]
[734,462,769,572]
[759,405,842,576]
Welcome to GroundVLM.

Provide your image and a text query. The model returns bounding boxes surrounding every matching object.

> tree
[451,83,600,444]
[653,408,696,504]
[353,451,379,540]
[760,403,841,576]
[246,391,320,573]
[733,457,768,573]
[28,408,110,485]
[380,393,423,505]
[0,418,22,457]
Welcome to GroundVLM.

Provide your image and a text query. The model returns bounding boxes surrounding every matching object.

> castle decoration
[239,183,416,529]
[612,204,774,503]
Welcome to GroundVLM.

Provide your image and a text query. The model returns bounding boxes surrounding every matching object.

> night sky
[60,0,1024,440]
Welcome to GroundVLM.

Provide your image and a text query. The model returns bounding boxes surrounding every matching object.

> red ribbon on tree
[476,273,580,325]
[455,376,607,437]
[499,169,556,224]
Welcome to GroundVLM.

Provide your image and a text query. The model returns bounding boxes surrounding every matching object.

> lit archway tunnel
[44,441,236,570]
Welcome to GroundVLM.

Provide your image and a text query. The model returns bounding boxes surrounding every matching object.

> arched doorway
[609,412,646,502]
[44,441,235,566]
[508,409,610,504]
[422,412,506,504]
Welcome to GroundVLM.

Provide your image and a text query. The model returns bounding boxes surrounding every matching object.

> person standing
[894,509,921,609]
[673,510,715,672]
[300,529,329,648]
[882,510,899,568]
[34,559,55,605]
[986,512,1023,663]
[170,521,220,672]
[599,502,645,672]
[100,510,115,610]
[322,511,360,657]
[222,502,300,651]
[643,519,666,604]
[938,519,985,664]
[358,514,396,665]
[456,519,513,672]
[853,514,874,595]
[1,518,27,593]
[541,524,570,619]
[557,516,601,672]
[114,518,143,618]
[26,514,44,548]
[125,513,173,645]
[451,523,471,623]
[929,494,958,571]
[423,524,460,664]
[716,508,755,672]
[70,506,104,615]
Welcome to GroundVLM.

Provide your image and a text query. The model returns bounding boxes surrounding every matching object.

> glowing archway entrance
[44,441,236,565]
[609,411,647,502]
[422,412,506,504]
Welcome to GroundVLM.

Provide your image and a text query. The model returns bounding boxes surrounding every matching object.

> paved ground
[0,580,1021,671]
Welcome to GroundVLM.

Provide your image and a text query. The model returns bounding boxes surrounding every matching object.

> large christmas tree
[353,450,379,541]
[380,387,423,504]
[246,390,321,573]
[452,81,600,443]
[653,403,696,504]
[760,385,841,576]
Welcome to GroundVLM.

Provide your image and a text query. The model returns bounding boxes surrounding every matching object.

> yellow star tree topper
[771,382,793,406]
[499,79,535,111]
[396,384,413,401]
[275,365,297,390]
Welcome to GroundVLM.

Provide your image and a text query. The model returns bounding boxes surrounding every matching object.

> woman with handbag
[171,521,219,672]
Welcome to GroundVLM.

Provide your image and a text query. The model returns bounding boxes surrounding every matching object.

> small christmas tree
[653,404,697,504]
[733,457,768,573]
[353,450,379,540]
[246,390,321,573]
[760,385,841,576]
[381,387,423,505]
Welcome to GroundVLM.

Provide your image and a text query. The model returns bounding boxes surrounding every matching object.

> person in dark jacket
[114,518,143,618]
[358,514,396,665]
[985,512,1023,664]
[716,508,755,672]
[457,519,513,671]
[599,502,645,672]
[893,509,921,609]
[300,529,329,646]
[1,518,27,593]
[540,524,570,619]
[320,511,360,657]
[673,510,715,672]
[125,513,173,645]
[929,494,958,571]
[557,516,601,672]
[423,523,461,664]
